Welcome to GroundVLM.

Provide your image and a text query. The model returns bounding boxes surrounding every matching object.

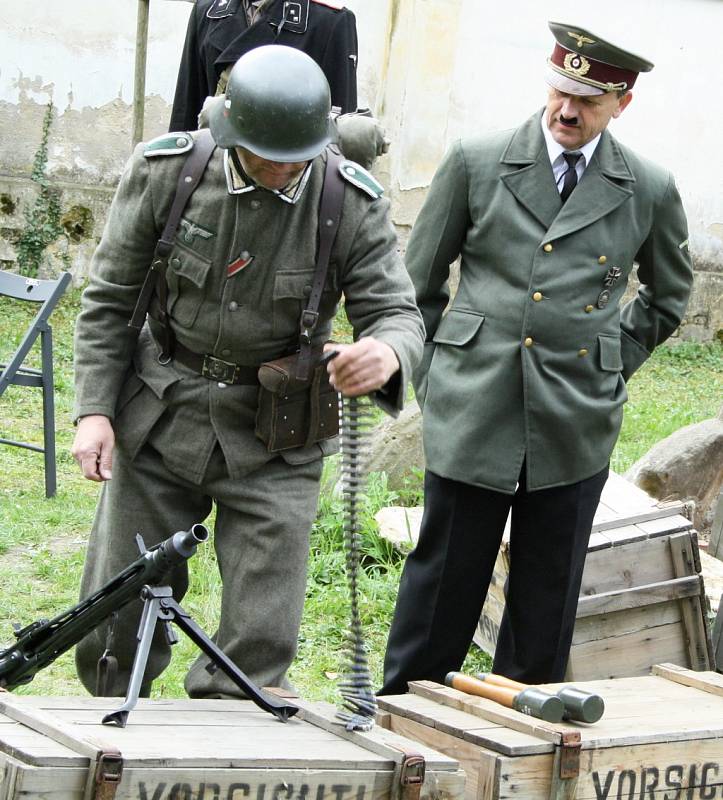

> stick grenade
[445,672,564,722]
[476,673,604,724]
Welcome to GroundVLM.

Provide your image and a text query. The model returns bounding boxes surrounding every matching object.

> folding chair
[0,270,72,498]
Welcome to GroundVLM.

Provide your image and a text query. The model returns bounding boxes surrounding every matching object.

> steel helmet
[208,45,334,162]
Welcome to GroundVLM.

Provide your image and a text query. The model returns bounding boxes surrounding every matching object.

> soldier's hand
[324,337,399,397]
[71,415,115,482]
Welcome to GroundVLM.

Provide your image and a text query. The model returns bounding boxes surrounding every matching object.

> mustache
[559,113,578,127]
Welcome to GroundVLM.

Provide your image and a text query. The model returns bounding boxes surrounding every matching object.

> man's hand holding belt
[324,337,399,397]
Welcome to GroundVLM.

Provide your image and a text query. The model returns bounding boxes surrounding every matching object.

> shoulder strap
[295,148,346,380]
[128,131,217,362]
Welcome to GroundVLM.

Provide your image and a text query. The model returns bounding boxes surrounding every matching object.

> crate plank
[652,663,723,697]
[579,533,687,596]
[1,709,393,771]
[669,535,714,670]
[377,696,551,757]
[566,622,689,681]
[3,759,87,800]
[287,696,458,770]
[571,598,682,644]
[575,575,703,617]
[634,514,693,536]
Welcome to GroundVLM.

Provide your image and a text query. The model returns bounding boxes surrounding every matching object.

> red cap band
[550,43,639,91]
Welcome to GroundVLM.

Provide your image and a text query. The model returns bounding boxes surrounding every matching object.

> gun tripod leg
[162,598,299,721]
[102,585,172,727]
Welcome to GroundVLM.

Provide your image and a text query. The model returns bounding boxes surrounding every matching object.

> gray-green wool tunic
[74,137,424,483]
[408,111,693,493]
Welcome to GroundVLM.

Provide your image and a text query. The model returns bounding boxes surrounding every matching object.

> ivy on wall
[15,101,68,277]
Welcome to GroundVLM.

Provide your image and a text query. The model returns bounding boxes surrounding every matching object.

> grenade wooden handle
[446,671,518,707]
[475,672,526,691]
[445,672,564,722]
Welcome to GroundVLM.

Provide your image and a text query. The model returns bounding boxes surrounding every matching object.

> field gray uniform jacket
[408,111,693,493]
[74,136,424,484]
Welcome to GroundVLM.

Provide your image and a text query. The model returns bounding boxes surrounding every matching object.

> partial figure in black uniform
[170,0,358,132]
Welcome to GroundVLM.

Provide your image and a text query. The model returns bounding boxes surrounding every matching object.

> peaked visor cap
[208,45,334,162]
[545,21,654,96]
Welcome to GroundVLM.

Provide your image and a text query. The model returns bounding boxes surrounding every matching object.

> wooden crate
[0,694,464,800]
[377,664,723,800]
[475,472,714,680]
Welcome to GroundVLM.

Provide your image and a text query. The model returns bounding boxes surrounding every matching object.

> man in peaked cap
[381,23,693,692]
[71,46,423,699]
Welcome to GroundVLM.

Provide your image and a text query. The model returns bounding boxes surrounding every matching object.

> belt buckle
[202,354,238,384]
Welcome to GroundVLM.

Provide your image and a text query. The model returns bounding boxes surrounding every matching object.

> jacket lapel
[545,130,635,242]
[500,114,636,239]
[500,111,562,231]
[213,0,284,69]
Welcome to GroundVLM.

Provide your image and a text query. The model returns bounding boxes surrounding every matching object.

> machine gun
[0,524,298,726]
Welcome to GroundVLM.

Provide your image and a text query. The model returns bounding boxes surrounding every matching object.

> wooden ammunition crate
[475,472,714,680]
[0,694,464,800]
[377,664,723,800]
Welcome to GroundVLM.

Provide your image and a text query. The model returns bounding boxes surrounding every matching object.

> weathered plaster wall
[0,0,720,338]
[0,0,390,277]
[0,1,192,277]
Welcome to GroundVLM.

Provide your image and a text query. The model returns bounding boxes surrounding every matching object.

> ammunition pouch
[255,350,339,452]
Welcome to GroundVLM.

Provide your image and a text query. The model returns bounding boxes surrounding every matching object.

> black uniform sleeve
[169,3,207,132]
[320,9,358,114]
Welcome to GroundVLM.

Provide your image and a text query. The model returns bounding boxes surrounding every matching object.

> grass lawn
[0,286,720,703]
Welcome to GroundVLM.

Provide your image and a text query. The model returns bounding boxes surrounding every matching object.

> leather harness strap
[128,130,217,364]
[295,148,345,381]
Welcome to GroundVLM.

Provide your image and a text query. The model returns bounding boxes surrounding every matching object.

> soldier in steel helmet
[381,23,693,694]
[71,46,423,698]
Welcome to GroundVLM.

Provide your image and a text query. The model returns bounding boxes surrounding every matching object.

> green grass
[0,287,720,703]
[610,342,722,473]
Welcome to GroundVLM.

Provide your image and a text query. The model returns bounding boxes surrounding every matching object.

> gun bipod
[102,584,299,727]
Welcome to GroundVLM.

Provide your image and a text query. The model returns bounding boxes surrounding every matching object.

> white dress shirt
[540,113,601,194]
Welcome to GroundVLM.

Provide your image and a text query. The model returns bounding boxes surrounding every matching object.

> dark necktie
[560,152,582,202]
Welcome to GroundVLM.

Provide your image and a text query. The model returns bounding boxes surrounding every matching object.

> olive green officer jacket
[408,111,693,493]
[74,138,424,484]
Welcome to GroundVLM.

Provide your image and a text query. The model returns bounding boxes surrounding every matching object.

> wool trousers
[75,442,322,698]
[380,464,608,694]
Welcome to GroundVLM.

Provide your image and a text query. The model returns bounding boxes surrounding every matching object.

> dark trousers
[380,464,608,694]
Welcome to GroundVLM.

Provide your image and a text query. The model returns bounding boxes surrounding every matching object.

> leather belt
[171,340,260,385]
